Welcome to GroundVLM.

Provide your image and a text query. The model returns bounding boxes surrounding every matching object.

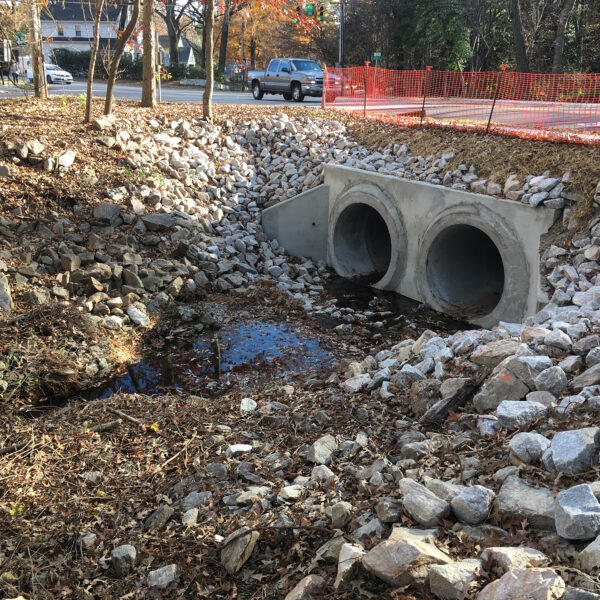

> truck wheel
[46,75,52,84]
[252,82,264,100]
[282,92,292,101]
[292,83,304,102]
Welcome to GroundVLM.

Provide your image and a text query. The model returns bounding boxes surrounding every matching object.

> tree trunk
[141,0,156,106]
[250,35,256,69]
[104,0,141,115]
[166,11,180,64]
[85,0,105,122]
[27,0,46,99]
[509,0,529,72]
[552,0,576,73]
[203,0,214,120]
[218,0,230,70]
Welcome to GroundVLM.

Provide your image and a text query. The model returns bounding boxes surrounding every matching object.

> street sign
[372,52,382,60]
[305,3,315,17]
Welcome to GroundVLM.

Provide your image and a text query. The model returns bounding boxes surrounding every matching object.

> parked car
[27,63,73,85]
[248,58,324,102]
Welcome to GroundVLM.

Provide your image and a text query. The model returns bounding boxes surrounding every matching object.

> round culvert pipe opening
[426,224,505,317]
[333,202,392,280]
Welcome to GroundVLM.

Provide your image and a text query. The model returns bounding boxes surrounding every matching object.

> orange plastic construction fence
[323,67,600,145]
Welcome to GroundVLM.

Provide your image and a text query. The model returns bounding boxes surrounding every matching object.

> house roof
[179,47,194,63]
[41,1,122,22]
[157,36,194,49]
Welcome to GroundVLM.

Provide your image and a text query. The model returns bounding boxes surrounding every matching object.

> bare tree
[203,0,214,119]
[104,0,141,115]
[552,0,577,73]
[26,0,46,98]
[141,0,156,106]
[85,0,106,122]
[508,0,529,72]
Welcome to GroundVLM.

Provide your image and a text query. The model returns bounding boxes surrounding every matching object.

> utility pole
[338,0,344,67]
[241,20,244,61]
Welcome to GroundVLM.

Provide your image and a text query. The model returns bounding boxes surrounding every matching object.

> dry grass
[346,116,600,217]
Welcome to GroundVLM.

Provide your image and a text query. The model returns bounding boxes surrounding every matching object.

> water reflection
[98,320,331,399]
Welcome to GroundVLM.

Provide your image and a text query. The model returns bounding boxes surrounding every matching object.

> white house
[40,1,136,59]
[157,36,196,68]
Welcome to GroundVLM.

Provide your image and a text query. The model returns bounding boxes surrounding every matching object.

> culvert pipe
[262,165,559,327]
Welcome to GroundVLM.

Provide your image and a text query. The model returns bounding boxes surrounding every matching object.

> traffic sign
[372,52,382,60]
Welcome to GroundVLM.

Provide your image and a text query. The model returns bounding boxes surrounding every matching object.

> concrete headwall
[262,165,559,327]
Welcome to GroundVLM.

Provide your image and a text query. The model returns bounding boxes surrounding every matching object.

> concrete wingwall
[262,165,559,327]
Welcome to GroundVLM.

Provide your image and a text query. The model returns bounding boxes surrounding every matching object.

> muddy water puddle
[97,320,333,399]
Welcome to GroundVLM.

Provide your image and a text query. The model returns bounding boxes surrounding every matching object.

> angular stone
[497,400,547,429]
[471,340,525,369]
[481,547,549,573]
[307,434,338,465]
[142,213,176,231]
[221,526,260,574]
[450,485,495,525]
[555,484,600,540]
[572,363,600,391]
[399,479,450,527]
[474,368,529,413]
[376,497,402,523]
[497,476,556,530]
[330,501,353,528]
[362,527,451,587]
[509,432,551,465]
[111,544,136,577]
[425,479,464,503]
[544,329,573,352]
[334,543,365,589]
[127,305,150,327]
[93,202,121,222]
[144,505,174,531]
[563,587,600,600]
[477,568,565,600]
[534,366,568,396]
[0,273,13,313]
[341,373,371,393]
[315,536,346,564]
[148,564,180,587]
[550,428,600,474]
[284,575,326,600]
[428,558,482,600]
[579,534,600,573]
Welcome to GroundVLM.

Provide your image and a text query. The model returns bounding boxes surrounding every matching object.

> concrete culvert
[426,224,505,317]
[333,203,392,279]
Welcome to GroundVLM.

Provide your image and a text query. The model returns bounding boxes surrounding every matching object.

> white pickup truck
[248,58,323,102]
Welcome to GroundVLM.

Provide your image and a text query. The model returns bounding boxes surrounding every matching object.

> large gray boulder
[477,568,565,600]
[450,485,495,525]
[428,559,482,600]
[111,544,136,577]
[509,432,551,465]
[497,401,547,429]
[555,484,600,540]
[549,428,600,474]
[362,526,451,587]
[398,479,450,527]
[497,476,556,530]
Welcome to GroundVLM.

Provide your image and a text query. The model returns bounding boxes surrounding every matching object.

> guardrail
[323,66,600,145]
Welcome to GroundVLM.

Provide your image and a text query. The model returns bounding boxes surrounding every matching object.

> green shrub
[168,63,188,80]
[187,65,205,79]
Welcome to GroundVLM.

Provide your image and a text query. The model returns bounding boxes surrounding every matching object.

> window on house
[75,26,81,37]
[57,26,64,36]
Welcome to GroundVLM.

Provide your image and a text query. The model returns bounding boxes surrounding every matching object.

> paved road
[330,96,600,132]
[0,80,322,106]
